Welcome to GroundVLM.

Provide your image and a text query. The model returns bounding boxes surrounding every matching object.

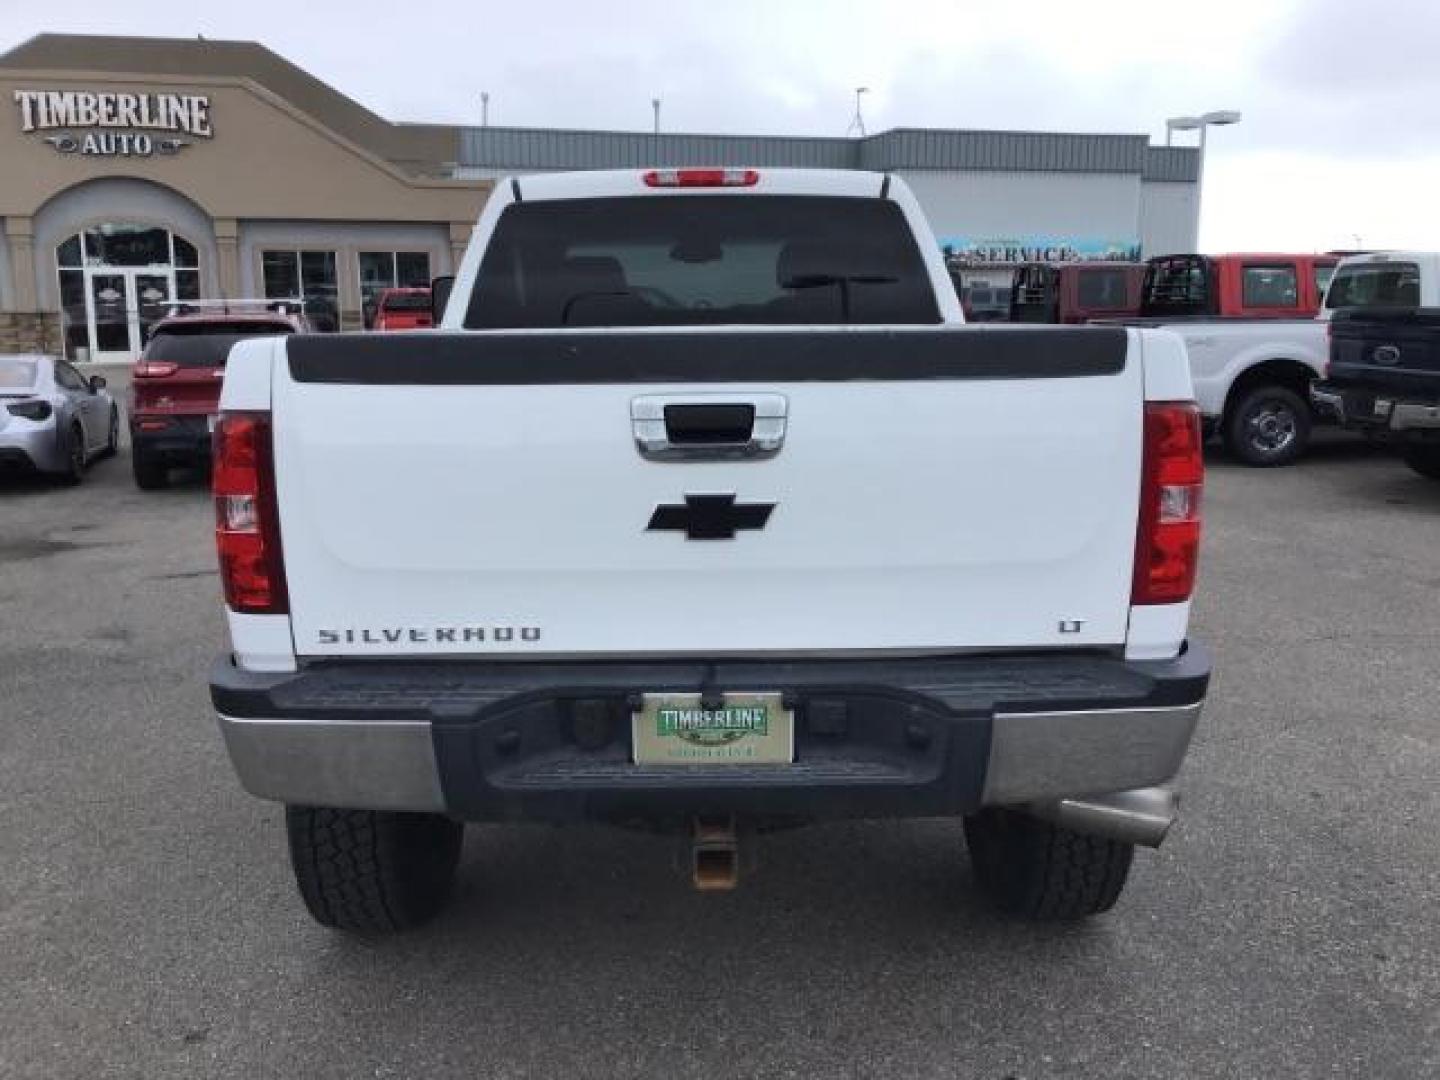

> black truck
[1314,307,1440,480]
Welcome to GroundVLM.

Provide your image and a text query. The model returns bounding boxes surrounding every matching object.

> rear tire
[1223,384,1312,467]
[285,806,464,934]
[57,423,86,486]
[131,446,168,490]
[964,808,1134,920]
[101,406,120,458]
[1402,445,1440,481]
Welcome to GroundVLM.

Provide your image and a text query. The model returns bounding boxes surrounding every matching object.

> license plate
[632,692,793,765]
[1374,398,1394,419]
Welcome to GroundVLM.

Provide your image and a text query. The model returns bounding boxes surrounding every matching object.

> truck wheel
[1223,385,1311,467]
[131,447,168,490]
[963,807,1134,920]
[1402,446,1440,481]
[285,806,463,934]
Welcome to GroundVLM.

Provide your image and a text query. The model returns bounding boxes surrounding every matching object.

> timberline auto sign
[13,90,213,157]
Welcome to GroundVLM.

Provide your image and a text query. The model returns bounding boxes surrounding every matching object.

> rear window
[1076,268,1132,309]
[145,322,293,367]
[381,292,431,312]
[1142,256,1211,316]
[465,195,940,328]
[1325,262,1420,310]
[0,357,38,389]
[1241,265,1300,308]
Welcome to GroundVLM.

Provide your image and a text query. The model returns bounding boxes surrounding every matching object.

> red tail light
[643,168,759,188]
[1132,401,1204,605]
[134,361,178,378]
[213,412,288,614]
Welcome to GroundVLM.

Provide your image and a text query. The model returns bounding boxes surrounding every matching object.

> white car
[0,354,118,484]
[206,167,1212,932]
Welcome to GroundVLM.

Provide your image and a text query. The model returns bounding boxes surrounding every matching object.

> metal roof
[459,125,1198,180]
[1142,146,1200,182]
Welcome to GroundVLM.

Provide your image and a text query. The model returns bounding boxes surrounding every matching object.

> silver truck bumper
[216,701,1202,832]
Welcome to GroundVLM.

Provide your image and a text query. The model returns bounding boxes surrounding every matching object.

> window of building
[263,250,339,331]
[1242,265,1299,309]
[358,251,432,327]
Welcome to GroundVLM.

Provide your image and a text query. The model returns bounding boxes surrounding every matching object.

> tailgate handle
[631,393,787,461]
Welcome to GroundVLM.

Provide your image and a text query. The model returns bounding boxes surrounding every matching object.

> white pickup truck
[1120,253,1337,466]
[208,167,1211,933]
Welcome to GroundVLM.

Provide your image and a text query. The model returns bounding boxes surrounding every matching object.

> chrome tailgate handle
[631,393,788,461]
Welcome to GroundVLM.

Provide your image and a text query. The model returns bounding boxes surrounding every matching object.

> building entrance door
[83,267,175,363]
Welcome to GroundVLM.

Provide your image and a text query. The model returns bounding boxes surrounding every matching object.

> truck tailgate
[271,328,1143,658]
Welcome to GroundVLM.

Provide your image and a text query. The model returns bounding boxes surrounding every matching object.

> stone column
[214,218,240,299]
[4,216,39,312]
[448,221,472,275]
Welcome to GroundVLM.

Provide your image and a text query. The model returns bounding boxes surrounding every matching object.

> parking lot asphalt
[2,408,1438,1080]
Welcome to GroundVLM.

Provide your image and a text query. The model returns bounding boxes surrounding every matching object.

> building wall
[1140,181,1197,258]
[897,169,1143,253]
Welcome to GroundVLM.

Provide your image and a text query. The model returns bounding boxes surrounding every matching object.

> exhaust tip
[1030,786,1179,848]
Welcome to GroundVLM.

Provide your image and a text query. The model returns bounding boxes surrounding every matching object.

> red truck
[1141,253,1337,320]
[372,287,433,331]
[1010,262,1145,323]
[129,301,306,489]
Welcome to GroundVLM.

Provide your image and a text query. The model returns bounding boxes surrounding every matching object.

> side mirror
[89,375,106,392]
[431,275,456,325]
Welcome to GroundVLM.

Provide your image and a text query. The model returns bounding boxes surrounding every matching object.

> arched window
[55,224,203,361]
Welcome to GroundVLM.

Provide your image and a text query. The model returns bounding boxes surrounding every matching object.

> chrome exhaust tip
[1030,786,1178,848]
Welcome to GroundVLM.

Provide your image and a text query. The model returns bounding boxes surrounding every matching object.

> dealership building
[0,33,1200,362]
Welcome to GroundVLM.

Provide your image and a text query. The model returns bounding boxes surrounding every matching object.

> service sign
[941,235,1142,265]
[13,89,213,158]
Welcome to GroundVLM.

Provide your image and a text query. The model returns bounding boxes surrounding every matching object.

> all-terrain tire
[131,446,168,490]
[1402,445,1440,481]
[1223,384,1312,467]
[964,808,1134,920]
[285,806,464,934]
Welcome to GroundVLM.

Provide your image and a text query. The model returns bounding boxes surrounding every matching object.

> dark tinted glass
[84,224,170,267]
[174,235,199,268]
[1076,268,1131,309]
[0,358,38,389]
[1325,262,1420,309]
[396,252,431,287]
[382,292,432,312]
[1241,266,1299,308]
[145,325,291,367]
[466,196,941,328]
[56,235,82,267]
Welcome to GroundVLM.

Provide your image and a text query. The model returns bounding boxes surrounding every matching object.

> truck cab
[1011,262,1145,324]
[1319,252,1439,320]
[1141,253,1337,321]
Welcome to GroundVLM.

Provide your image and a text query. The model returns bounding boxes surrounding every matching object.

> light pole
[1166,110,1241,249]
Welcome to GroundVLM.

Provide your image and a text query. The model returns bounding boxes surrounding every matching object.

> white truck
[208,168,1212,933]
[1123,252,1338,466]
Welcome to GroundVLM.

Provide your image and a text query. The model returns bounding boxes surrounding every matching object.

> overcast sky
[3,0,1435,252]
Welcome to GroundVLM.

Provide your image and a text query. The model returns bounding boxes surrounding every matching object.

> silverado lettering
[315,626,542,645]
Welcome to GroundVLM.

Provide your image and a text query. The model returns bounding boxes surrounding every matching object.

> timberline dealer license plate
[632,692,794,765]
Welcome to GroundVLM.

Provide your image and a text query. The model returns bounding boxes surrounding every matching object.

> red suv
[129,303,305,489]
[372,288,433,330]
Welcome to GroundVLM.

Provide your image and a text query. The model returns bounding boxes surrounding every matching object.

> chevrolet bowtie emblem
[647,494,776,540]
